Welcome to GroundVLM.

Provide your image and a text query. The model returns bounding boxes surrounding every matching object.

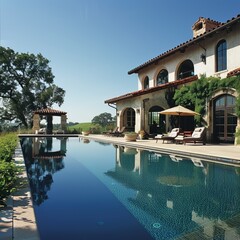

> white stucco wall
[116,89,169,133]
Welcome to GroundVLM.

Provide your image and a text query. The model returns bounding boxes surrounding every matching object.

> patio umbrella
[159,105,200,116]
[159,105,200,128]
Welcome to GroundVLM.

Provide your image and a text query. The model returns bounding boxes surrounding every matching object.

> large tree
[0,47,65,128]
[91,112,114,127]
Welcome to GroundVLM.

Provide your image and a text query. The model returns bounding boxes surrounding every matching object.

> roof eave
[105,75,198,104]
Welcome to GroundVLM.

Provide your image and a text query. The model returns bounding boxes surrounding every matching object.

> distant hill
[67,122,115,134]
[68,122,97,132]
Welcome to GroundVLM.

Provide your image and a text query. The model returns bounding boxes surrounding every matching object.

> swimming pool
[20,137,240,240]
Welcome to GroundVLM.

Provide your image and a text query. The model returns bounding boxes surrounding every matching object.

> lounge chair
[37,128,46,134]
[111,126,126,137]
[183,127,206,145]
[103,127,118,136]
[53,129,64,134]
[155,128,180,143]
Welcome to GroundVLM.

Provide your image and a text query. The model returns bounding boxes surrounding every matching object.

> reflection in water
[106,146,240,239]
[82,138,90,144]
[21,137,67,205]
[95,141,111,146]
[20,138,240,240]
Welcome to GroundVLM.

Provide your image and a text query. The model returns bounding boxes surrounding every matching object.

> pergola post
[32,114,40,133]
[61,115,67,132]
[46,115,53,134]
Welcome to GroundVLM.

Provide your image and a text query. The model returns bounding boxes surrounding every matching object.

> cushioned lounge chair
[103,127,118,136]
[183,127,206,145]
[155,128,180,143]
[37,128,46,134]
[111,126,126,137]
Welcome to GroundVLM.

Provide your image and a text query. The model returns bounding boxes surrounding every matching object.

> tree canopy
[0,47,65,128]
[91,112,115,127]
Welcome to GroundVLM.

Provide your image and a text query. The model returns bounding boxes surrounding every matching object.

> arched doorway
[148,106,166,134]
[123,108,135,132]
[213,94,237,143]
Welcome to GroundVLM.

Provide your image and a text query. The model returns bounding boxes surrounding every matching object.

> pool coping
[80,134,240,166]
[18,133,240,165]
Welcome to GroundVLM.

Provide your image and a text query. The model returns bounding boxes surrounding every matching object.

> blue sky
[1,0,239,123]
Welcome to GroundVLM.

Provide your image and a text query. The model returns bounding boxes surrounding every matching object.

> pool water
[20,137,240,240]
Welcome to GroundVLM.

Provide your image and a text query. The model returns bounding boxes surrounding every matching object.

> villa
[105,14,240,144]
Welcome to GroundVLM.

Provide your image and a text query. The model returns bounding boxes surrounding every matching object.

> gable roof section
[105,75,198,104]
[34,108,67,116]
[128,14,240,75]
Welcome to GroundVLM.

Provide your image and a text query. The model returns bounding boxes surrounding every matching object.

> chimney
[192,17,222,38]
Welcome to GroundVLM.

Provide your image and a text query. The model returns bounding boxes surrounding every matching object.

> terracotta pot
[124,133,138,141]
[82,131,90,136]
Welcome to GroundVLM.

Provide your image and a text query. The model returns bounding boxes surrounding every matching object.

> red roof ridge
[34,108,67,115]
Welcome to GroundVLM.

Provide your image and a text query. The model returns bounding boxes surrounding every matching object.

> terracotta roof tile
[105,75,198,104]
[227,67,240,77]
[34,108,67,116]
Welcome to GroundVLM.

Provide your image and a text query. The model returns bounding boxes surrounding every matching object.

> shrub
[0,133,18,205]
[0,160,18,205]
[0,133,18,162]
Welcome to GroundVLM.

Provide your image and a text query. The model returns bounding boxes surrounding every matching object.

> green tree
[0,47,65,128]
[173,75,240,125]
[91,112,114,128]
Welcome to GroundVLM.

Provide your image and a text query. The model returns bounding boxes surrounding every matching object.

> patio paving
[0,145,40,240]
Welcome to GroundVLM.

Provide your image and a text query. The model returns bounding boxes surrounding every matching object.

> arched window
[143,76,149,89]
[157,69,168,85]
[177,60,194,79]
[216,40,227,72]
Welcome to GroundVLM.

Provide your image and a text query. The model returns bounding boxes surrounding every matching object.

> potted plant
[124,132,138,141]
[235,127,240,145]
[138,130,146,140]
[82,131,90,136]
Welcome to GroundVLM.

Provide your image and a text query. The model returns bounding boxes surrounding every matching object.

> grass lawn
[67,122,115,133]
[68,122,96,132]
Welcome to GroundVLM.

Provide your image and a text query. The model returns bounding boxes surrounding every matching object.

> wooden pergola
[32,108,67,134]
